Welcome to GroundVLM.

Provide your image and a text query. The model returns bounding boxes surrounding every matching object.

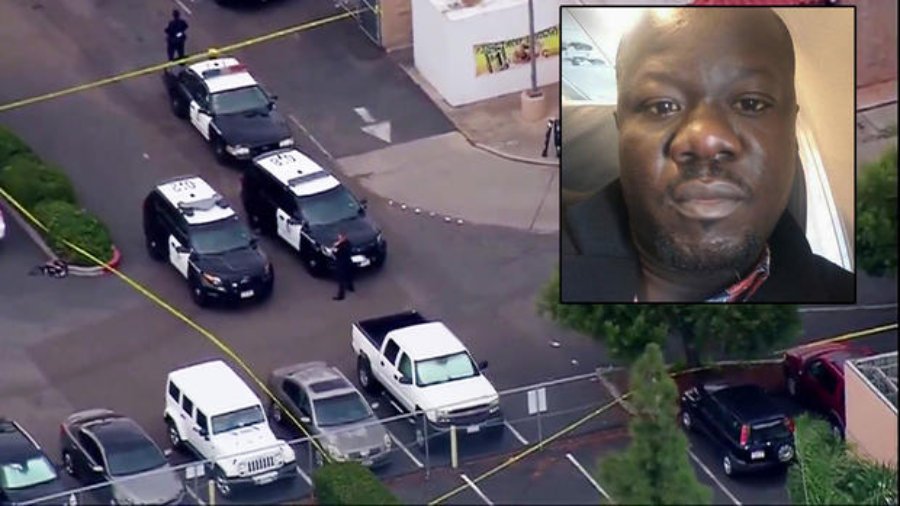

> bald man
[561,8,853,303]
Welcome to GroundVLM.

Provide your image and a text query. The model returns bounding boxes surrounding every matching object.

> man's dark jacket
[561,180,855,303]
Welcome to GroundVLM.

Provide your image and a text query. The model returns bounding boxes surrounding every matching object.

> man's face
[616,9,798,272]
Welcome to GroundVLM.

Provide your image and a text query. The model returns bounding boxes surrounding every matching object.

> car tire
[314,449,325,468]
[357,356,380,394]
[190,278,209,307]
[723,454,735,477]
[166,418,183,450]
[146,235,165,262]
[414,411,426,449]
[830,421,844,441]
[270,403,283,424]
[62,451,77,478]
[212,135,228,165]
[681,411,694,432]
[215,468,232,497]
[302,249,328,278]
[170,94,187,119]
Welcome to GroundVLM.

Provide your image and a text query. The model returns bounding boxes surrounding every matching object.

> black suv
[0,419,75,506]
[680,383,796,477]
[241,148,386,276]
[143,175,274,306]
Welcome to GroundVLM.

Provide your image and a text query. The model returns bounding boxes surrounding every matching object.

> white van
[164,360,297,496]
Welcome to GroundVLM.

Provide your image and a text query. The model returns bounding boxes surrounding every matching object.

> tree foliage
[858,144,897,276]
[538,268,801,365]
[788,414,897,505]
[597,343,711,504]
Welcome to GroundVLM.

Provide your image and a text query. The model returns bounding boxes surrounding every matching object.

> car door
[294,386,316,432]
[275,189,302,251]
[164,209,190,278]
[376,339,409,410]
[393,352,418,412]
[185,75,213,139]
[807,359,841,414]
[283,380,313,432]
[76,432,105,480]
[179,395,198,450]
[192,409,215,458]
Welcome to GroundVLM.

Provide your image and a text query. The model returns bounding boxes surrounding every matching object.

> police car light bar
[202,63,248,79]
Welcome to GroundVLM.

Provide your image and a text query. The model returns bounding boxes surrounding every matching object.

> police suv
[163,56,293,164]
[143,175,274,306]
[241,148,387,276]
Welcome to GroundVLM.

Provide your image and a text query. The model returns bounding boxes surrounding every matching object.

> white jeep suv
[164,360,297,496]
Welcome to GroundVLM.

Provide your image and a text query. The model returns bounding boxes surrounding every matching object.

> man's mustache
[665,162,753,200]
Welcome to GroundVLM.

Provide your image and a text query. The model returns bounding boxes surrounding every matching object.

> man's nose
[669,104,742,165]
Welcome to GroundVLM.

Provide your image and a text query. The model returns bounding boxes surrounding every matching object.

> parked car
[680,383,796,477]
[783,341,873,439]
[267,361,392,468]
[164,360,297,496]
[0,418,76,506]
[59,409,183,505]
[351,310,503,447]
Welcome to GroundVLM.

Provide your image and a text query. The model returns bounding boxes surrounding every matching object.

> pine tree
[597,343,712,504]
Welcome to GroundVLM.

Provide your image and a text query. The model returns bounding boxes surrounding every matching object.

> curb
[67,245,122,277]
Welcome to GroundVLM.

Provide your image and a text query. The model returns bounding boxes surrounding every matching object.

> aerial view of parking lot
[0,0,896,505]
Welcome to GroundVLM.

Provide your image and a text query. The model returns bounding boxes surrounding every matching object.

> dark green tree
[788,414,897,505]
[858,144,897,277]
[597,342,711,504]
[538,269,801,366]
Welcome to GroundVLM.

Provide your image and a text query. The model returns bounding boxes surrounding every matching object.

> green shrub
[312,462,400,505]
[858,145,897,277]
[0,155,77,212]
[33,200,113,266]
[0,125,35,165]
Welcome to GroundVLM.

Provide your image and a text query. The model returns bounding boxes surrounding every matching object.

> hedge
[0,154,77,211]
[0,125,35,164]
[312,462,401,505]
[32,200,114,265]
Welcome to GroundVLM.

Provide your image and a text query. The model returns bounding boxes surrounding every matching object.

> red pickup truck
[782,341,873,439]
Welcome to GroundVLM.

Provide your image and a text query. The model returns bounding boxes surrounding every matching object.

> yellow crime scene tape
[0,8,361,114]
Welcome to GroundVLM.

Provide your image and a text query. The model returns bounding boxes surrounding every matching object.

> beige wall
[845,0,898,89]
[845,362,898,468]
[381,0,413,51]
[776,8,855,264]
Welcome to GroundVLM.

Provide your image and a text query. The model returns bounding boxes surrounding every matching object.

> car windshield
[210,86,270,115]
[211,406,265,434]
[104,439,167,477]
[299,186,361,226]
[313,393,372,427]
[416,352,478,387]
[191,217,253,254]
[0,456,57,490]
[750,419,792,443]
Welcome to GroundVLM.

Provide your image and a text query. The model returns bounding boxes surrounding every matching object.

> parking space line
[295,464,313,486]
[460,474,493,505]
[174,0,193,15]
[565,453,611,501]
[688,451,742,506]
[387,430,424,468]
[503,421,529,445]
[184,485,206,505]
[288,114,334,160]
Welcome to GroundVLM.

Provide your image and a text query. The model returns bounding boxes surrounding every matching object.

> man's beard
[653,230,763,273]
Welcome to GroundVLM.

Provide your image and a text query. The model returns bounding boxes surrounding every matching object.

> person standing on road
[332,233,355,301]
[165,9,189,62]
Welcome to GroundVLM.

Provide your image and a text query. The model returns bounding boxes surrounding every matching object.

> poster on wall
[474,25,560,77]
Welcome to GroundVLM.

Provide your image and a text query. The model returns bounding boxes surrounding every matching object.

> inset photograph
[560,5,856,303]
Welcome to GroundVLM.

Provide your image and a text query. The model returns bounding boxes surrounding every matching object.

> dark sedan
[0,419,76,506]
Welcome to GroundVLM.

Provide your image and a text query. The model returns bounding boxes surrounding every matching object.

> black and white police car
[241,148,386,276]
[162,55,293,164]
[143,175,274,306]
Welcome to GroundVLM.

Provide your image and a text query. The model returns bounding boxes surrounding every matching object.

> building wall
[845,362,898,468]
[381,0,413,51]
[413,0,560,106]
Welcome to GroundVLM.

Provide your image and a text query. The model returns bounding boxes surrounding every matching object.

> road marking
[353,106,376,123]
[295,464,312,486]
[565,453,611,501]
[503,421,529,445]
[174,0,193,15]
[361,121,392,143]
[387,430,424,468]
[799,303,897,313]
[184,484,206,505]
[288,114,333,160]
[460,474,493,505]
[689,451,742,505]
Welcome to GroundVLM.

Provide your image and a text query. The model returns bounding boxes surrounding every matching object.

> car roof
[155,175,235,225]
[188,57,258,94]
[706,384,785,423]
[0,419,43,462]
[286,363,357,400]
[252,149,341,197]
[387,322,468,361]
[84,418,154,450]
[168,360,261,415]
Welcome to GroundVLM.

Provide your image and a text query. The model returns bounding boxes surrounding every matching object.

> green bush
[0,154,77,212]
[33,200,113,266]
[312,462,400,505]
[0,125,35,165]
[858,145,897,277]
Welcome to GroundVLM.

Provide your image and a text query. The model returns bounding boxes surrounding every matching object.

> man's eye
[644,100,682,117]
[735,98,771,113]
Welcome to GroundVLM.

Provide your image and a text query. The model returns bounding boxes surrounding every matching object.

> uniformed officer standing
[165,9,189,61]
[332,233,355,301]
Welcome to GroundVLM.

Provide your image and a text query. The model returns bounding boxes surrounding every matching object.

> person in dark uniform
[165,9,189,62]
[332,233,355,301]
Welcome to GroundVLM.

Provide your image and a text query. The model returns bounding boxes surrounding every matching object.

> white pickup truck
[351,310,503,446]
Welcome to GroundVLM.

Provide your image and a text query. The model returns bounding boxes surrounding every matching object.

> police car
[241,148,386,276]
[143,175,274,306]
[163,55,293,164]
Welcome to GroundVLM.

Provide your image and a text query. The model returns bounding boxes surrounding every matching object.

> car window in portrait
[560,6,855,303]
